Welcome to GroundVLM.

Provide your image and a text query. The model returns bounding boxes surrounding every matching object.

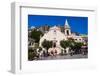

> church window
[54,30,56,35]
[67,30,69,35]
[54,30,56,33]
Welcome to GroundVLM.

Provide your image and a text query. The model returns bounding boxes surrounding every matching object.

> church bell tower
[64,19,71,36]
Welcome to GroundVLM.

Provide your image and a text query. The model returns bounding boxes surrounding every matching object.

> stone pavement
[36,54,88,60]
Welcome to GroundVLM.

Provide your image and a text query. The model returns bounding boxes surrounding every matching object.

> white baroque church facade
[39,19,87,54]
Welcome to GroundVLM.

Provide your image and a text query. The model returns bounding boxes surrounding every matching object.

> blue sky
[28,15,88,34]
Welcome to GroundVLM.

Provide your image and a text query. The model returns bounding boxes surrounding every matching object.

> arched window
[67,30,69,35]
[54,30,56,35]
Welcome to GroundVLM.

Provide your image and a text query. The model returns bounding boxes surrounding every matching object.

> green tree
[67,38,75,50]
[60,40,66,49]
[31,29,43,43]
[42,39,52,50]
[60,40,72,49]
[28,48,37,60]
[60,39,75,55]
[74,42,84,54]
[60,40,71,54]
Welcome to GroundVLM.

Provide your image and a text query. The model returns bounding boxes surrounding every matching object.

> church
[39,19,86,54]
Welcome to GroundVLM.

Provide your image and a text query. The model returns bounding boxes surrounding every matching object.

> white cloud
[31,26,35,29]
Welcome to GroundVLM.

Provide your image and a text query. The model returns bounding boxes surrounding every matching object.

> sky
[28,15,88,35]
